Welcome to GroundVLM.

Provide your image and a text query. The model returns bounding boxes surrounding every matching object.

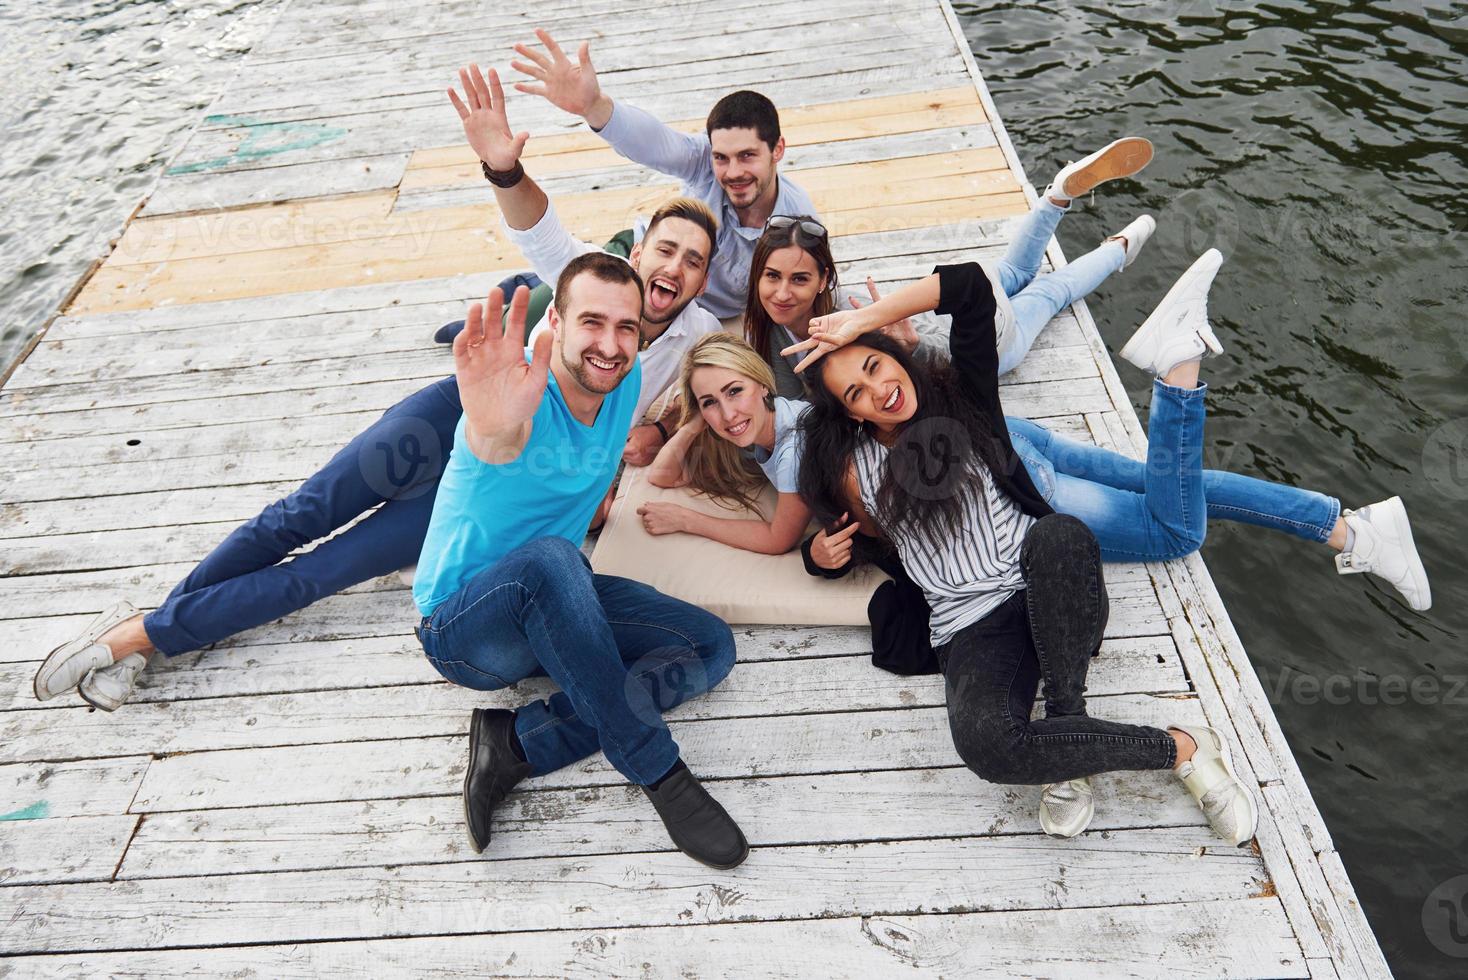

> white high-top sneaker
[33,601,138,701]
[1045,137,1155,201]
[1119,249,1226,376]
[78,652,152,712]
[1106,214,1157,270]
[1336,496,1431,611]
[1039,777,1095,838]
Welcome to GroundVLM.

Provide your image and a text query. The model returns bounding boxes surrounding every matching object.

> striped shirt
[852,433,1035,648]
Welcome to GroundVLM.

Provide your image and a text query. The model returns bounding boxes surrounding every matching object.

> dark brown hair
[742,216,839,376]
[553,251,644,318]
[706,90,780,149]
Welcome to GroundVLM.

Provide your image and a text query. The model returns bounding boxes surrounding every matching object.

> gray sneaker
[33,601,138,701]
[79,652,152,712]
[1039,777,1095,838]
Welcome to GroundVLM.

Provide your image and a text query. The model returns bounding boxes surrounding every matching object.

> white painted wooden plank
[0,826,1269,955]
[118,766,1205,880]
[0,482,297,542]
[0,757,150,820]
[129,696,1205,812]
[142,153,410,218]
[0,642,1187,762]
[0,631,1177,714]
[0,900,1309,979]
[1316,848,1393,979]
[0,814,138,886]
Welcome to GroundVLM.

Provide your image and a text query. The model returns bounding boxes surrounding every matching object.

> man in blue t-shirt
[413,255,747,870]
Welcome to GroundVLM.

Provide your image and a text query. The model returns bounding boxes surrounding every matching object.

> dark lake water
[2,0,1465,973]
[955,1,1468,974]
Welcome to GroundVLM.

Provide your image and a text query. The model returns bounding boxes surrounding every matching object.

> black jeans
[938,514,1177,785]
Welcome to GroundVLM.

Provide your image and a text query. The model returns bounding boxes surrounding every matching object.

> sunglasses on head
[764,215,828,243]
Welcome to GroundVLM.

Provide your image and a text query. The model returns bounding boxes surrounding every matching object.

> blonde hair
[676,333,779,511]
[646,197,719,259]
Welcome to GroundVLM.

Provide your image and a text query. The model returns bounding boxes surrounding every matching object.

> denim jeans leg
[941,593,1174,786]
[419,537,681,785]
[1019,515,1108,718]
[993,198,1068,296]
[999,239,1125,375]
[514,574,737,776]
[1006,416,1339,551]
[143,376,462,655]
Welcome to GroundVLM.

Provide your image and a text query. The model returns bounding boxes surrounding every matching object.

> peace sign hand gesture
[447,63,528,171]
[454,286,553,464]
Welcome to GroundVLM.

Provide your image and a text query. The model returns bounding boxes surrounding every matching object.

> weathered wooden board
[0,827,1269,955]
[0,900,1309,978]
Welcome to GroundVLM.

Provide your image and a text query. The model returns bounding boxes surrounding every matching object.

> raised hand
[511,29,611,126]
[859,278,920,353]
[447,64,528,171]
[454,286,552,464]
[780,306,876,373]
[810,514,860,569]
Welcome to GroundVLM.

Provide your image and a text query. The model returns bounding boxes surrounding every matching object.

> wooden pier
[0,0,1390,975]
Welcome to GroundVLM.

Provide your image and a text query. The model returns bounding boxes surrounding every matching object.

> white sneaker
[1171,724,1258,845]
[1337,496,1431,611]
[33,601,138,701]
[1106,214,1156,270]
[79,652,152,712]
[1046,137,1155,201]
[1119,249,1225,376]
[1039,777,1095,838]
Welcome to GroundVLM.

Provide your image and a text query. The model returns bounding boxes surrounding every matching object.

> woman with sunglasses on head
[779,246,1430,842]
[746,138,1163,400]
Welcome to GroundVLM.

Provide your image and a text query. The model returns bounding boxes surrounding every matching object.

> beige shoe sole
[1061,137,1155,198]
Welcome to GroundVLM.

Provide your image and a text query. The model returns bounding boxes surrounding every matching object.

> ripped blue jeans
[1007,380,1340,563]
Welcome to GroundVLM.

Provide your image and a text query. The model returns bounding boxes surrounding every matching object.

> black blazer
[802,262,1053,675]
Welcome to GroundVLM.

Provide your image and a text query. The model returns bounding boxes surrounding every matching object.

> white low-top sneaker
[1171,724,1258,845]
[33,600,138,701]
[1039,777,1095,838]
[1119,249,1226,377]
[79,652,152,712]
[1107,214,1157,270]
[1046,137,1155,201]
[1337,496,1431,611]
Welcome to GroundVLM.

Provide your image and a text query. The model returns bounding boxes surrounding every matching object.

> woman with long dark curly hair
[784,249,1430,842]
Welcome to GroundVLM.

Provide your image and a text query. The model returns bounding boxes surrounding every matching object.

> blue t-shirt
[412,358,641,616]
[749,397,808,494]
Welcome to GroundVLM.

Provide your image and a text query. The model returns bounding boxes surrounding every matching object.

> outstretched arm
[512,29,707,183]
[646,416,706,487]
[454,286,552,465]
[638,493,813,555]
[448,63,598,290]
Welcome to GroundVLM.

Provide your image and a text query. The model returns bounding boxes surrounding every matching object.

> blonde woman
[641,334,812,554]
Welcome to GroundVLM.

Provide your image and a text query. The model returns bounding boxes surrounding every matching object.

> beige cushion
[591,466,890,625]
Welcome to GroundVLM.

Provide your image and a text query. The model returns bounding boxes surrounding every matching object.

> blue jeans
[415,537,736,783]
[994,198,1126,375]
[143,377,463,656]
[1006,382,1340,563]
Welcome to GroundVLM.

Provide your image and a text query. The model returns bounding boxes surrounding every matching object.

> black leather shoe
[640,760,749,869]
[434,319,466,345]
[463,708,532,853]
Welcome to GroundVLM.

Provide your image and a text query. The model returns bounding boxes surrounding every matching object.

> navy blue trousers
[143,377,462,655]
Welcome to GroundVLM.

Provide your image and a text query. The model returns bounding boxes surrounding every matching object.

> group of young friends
[34,32,1432,870]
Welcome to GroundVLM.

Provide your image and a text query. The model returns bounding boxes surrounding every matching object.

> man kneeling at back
[413,258,747,869]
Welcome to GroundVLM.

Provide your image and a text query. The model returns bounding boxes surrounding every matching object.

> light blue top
[749,397,808,494]
[412,356,642,616]
[596,100,819,320]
